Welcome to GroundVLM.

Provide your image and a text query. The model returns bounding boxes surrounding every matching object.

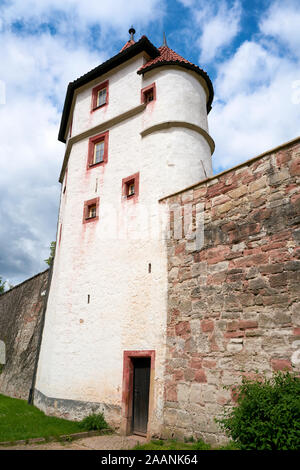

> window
[87,131,109,169]
[88,204,96,218]
[97,88,107,107]
[141,83,156,105]
[91,80,109,111]
[94,140,104,164]
[122,173,139,201]
[83,197,99,224]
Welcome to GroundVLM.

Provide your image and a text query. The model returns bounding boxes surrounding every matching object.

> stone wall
[161,137,300,445]
[0,269,49,400]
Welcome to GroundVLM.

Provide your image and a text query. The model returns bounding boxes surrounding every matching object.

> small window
[122,173,139,201]
[144,89,153,103]
[128,182,135,196]
[91,80,109,111]
[87,131,109,169]
[141,83,156,105]
[94,140,104,164]
[88,204,97,219]
[83,197,99,224]
[97,88,107,107]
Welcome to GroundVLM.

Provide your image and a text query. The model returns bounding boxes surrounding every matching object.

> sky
[0,0,300,286]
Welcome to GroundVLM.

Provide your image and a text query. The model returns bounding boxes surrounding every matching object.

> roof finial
[163,31,168,47]
[129,26,136,41]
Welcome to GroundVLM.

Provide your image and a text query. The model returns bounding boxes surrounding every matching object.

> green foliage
[151,439,164,446]
[134,438,211,450]
[79,413,109,431]
[217,441,240,450]
[216,371,300,450]
[44,241,56,266]
[184,435,195,443]
[0,277,6,295]
[0,393,82,442]
[193,439,211,450]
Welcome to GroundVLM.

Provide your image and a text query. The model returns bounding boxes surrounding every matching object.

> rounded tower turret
[138,42,214,199]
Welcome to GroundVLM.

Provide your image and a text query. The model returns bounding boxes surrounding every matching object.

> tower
[34,31,214,437]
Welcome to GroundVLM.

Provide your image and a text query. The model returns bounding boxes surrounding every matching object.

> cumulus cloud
[260,0,300,58]
[209,2,300,172]
[178,0,242,63]
[197,1,241,63]
[0,0,165,37]
[0,1,166,285]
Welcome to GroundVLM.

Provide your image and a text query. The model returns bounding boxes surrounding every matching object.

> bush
[79,413,109,431]
[216,371,300,450]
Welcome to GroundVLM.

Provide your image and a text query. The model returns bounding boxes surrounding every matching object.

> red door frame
[121,350,155,436]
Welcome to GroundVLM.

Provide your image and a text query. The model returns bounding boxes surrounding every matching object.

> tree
[216,371,300,450]
[44,241,56,266]
[0,277,6,294]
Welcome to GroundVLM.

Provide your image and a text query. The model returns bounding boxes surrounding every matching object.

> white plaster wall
[36,56,213,434]
[72,54,146,137]
[141,67,210,134]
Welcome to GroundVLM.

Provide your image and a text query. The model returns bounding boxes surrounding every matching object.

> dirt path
[0,434,146,450]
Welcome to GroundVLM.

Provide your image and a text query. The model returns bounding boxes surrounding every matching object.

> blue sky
[0,0,300,286]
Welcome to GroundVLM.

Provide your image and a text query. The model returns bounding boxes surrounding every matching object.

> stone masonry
[0,270,49,400]
[161,137,300,445]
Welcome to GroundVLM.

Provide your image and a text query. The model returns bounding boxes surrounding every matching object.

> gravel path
[0,434,146,450]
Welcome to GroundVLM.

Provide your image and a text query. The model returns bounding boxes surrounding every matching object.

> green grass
[133,439,212,450]
[0,394,83,442]
[133,439,240,451]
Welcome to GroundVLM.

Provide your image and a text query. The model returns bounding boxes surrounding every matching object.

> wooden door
[132,358,150,435]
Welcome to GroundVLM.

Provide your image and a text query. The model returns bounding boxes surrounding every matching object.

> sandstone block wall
[0,270,49,400]
[161,138,300,444]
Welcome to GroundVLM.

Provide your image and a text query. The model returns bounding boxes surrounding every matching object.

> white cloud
[178,0,241,63]
[0,1,166,285]
[214,41,283,100]
[260,0,300,58]
[0,0,165,35]
[210,6,300,173]
[197,1,241,63]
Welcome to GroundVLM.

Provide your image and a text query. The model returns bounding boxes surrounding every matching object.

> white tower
[34,31,214,437]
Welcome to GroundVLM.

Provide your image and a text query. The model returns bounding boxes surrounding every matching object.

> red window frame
[87,131,109,169]
[83,197,100,224]
[141,82,156,105]
[91,80,109,112]
[122,172,140,201]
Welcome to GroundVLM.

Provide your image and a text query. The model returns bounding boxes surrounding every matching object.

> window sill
[83,216,99,224]
[92,103,107,112]
[89,162,104,168]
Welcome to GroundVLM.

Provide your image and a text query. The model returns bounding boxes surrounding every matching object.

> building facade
[34,32,215,437]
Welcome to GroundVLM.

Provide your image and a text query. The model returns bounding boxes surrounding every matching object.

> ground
[0,434,145,450]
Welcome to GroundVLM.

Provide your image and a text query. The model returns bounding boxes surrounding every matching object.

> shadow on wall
[0,269,49,400]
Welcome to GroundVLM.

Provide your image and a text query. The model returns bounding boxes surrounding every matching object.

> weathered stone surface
[0,270,49,400]
[163,140,300,443]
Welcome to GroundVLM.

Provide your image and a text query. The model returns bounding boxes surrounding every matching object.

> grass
[0,393,84,442]
[133,439,240,451]
[134,439,212,450]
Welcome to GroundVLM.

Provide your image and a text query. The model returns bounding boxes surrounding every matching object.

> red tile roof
[137,45,214,113]
[138,45,192,70]
[120,39,135,52]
